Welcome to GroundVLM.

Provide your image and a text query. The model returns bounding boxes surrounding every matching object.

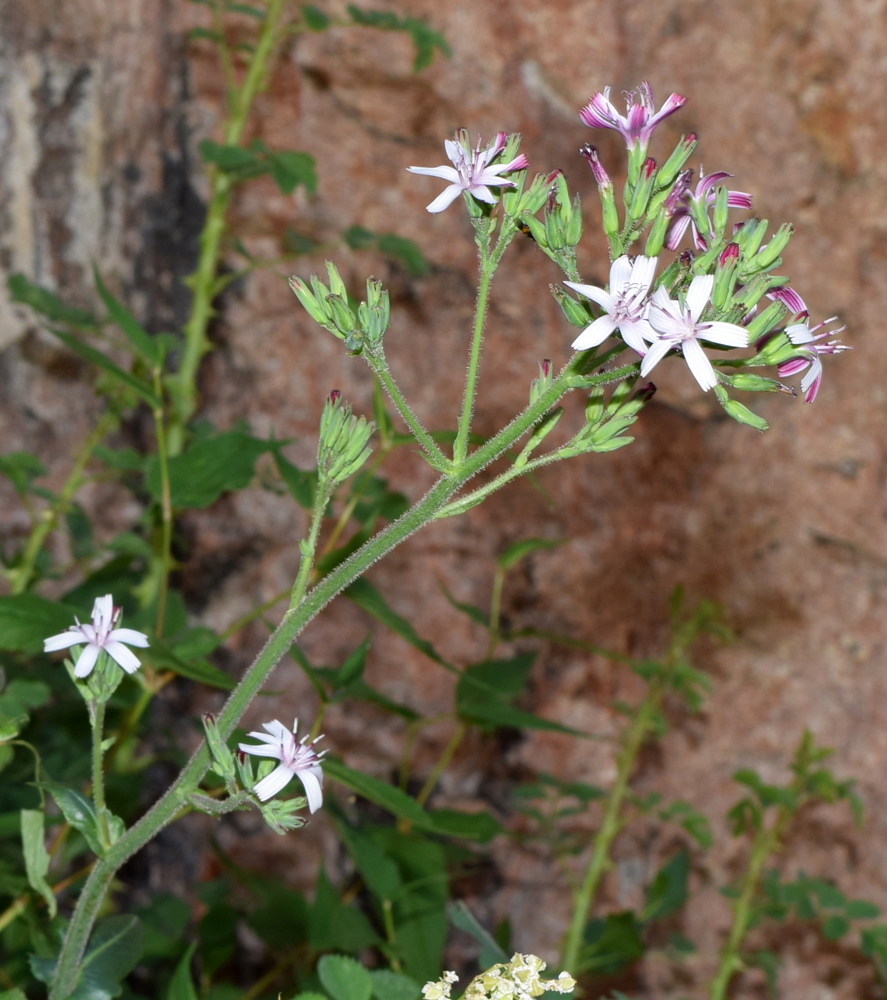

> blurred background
[1,1,886,996]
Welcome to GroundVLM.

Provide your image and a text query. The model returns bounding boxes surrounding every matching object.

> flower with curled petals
[665,169,752,250]
[565,255,658,354]
[580,81,685,151]
[641,274,748,391]
[777,316,849,402]
[43,594,149,679]
[239,718,326,811]
[407,131,529,214]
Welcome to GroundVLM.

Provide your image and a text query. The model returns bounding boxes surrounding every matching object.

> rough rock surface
[2,1,887,996]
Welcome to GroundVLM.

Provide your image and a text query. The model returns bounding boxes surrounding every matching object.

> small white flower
[641,274,748,391]
[565,255,658,354]
[239,718,326,811]
[423,972,458,1000]
[408,130,529,214]
[43,594,149,679]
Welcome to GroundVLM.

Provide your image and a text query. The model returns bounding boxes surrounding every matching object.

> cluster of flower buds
[423,954,576,1000]
[289,265,390,355]
[317,390,374,486]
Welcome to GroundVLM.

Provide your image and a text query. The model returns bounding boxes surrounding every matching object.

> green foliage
[199,139,317,195]
[342,226,430,277]
[318,954,373,1000]
[345,7,451,71]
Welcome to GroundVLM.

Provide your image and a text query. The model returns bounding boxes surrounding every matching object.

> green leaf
[309,870,380,953]
[146,429,274,509]
[342,224,376,250]
[147,636,235,691]
[48,327,159,407]
[457,653,535,706]
[822,914,850,940]
[21,809,56,916]
[247,886,308,949]
[369,970,420,1000]
[301,4,330,30]
[199,901,239,975]
[375,234,429,277]
[447,901,508,969]
[323,758,429,830]
[0,989,28,1000]
[272,447,317,509]
[344,577,451,669]
[198,140,268,181]
[846,899,880,920]
[30,915,144,1000]
[425,809,500,843]
[318,954,372,1000]
[8,272,100,328]
[166,943,199,1000]
[0,594,78,654]
[227,2,264,16]
[337,636,370,686]
[0,450,47,497]
[269,151,317,195]
[497,537,565,571]
[283,227,320,255]
[459,700,585,736]
[643,850,689,922]
[93,267,160,365]
[39,782,105,856]
[581,911,645,974]
[439,581,488,627]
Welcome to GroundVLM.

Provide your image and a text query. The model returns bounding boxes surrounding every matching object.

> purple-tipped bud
[635,382,657,403]
[719,243,740,268]
[329,389,341,404]
[580,144,611,188]
[664,170,693,214]
[679,249,694,268]
[236,749,246,765]
[541,359,551,378]
[641,157,656,180]
[204,712,216,728]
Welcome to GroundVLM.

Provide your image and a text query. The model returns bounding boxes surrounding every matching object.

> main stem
[90,701,110,850]
[561,679,664,974]
[50,360,582,1000]
[167,0,288,454]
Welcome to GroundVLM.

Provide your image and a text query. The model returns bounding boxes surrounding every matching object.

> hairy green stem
[289,481,330,609]
[9,411,115,594]
[50,358,583,999]
[561,678,665,974]
[167,0,289,452]
[90,701,110,850]
[151,375,173,633]
[369,352,448,469]
[709,804,792,1000]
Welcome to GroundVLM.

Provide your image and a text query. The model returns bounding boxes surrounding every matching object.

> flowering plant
[0,14,859,995]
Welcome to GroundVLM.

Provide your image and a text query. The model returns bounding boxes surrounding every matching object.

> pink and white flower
[777,316,849,402]
[43,594,149,679]
[580,81,685,150]
[565,255,658,354]
[239,718,327,811]
[665,170,752,250]
[641,274,749,391]
[407,131,529,214]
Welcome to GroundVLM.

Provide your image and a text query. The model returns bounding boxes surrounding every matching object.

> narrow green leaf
[498,537,565,571]
[447,901,508,968]
[643,850,689,922]
[198,140,268,181]
[166,943,199,1000]
[21,809,56,916]
[376,234,429,277]
[93,267,159,365]
[301,5,330,30]
[459,700,585,736]
[269,151,317,194]
[337,636,370,686]
[344,577,452,669]
[48,327,159,407]
[426,809,500,843]
[846,899,880,920]
[8,272,99,328]
[324,758,429,829]
[147,636,235,691]
[318,954,373,1000]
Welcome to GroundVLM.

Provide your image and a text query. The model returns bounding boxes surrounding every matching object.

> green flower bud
[745,300,786,340]
[657,133,697,189]
[722,372,785,392]
[712,185,730,235]
[735,218,768,257]
[550,284,589,328]
[521,215,548,247]
[564,194,583,248]
[754,223,794,269]
[289,276,330,327]
[600,184,620,240]
[626,158,657,224]
[585,385,605,425]
[326,293,357,337]
[203,713,237,785]
[645,207,669,256]
[529,358,553,405]
[723,398,769,432]
[317,392,375,485]
[325,261,347,299]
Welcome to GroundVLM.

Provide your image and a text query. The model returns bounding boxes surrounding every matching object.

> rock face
[2,1,887,996]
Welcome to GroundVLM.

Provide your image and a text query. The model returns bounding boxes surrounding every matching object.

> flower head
[407,131,529,214]
[43,594,149,679]
[641,274,749,391]
[665,169,752,250]
[239,718,327,811]
[580,81,685,150]
[777,316,849,402]
[565,255,658,354]
[423,971,459,1000]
